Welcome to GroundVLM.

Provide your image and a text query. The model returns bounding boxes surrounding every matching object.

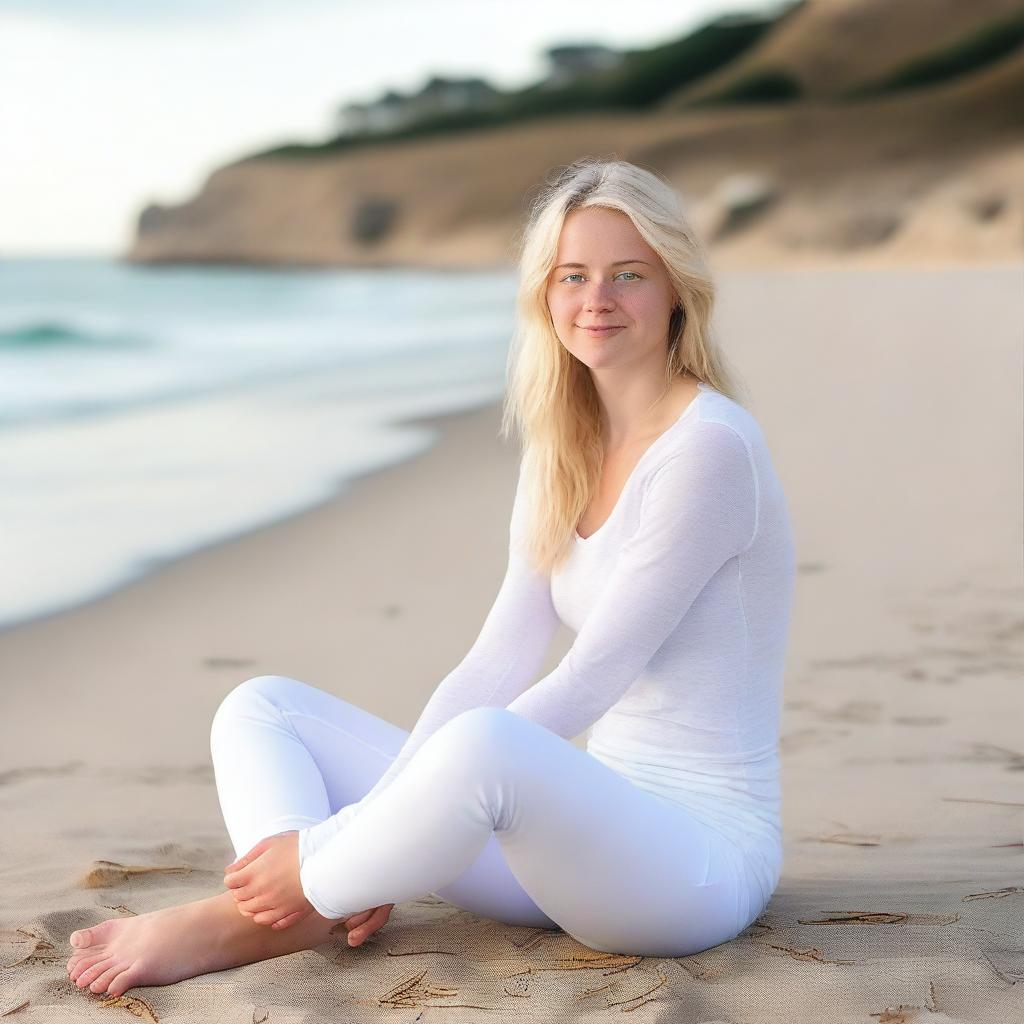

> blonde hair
[499,156,748,575]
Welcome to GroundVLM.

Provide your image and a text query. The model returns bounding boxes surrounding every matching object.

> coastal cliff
[127,0,1024,269]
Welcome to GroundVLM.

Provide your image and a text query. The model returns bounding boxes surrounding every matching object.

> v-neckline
[574,381,712,545]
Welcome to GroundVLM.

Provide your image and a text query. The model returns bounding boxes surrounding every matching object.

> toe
[71,917,118,949]
[72,918,118,949]
[70,952,107,982]
[89,962,124,994]
[76,956,114,988]
[107,965,139,998]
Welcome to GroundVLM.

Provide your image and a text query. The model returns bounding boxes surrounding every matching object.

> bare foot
[66,888,342,997]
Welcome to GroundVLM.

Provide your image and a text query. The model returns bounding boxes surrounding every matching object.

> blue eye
[560,271,640,283]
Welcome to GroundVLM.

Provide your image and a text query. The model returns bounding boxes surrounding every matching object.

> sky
[0,0,785,256]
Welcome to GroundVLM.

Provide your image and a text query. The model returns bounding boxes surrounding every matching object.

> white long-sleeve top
[299,382,797,907]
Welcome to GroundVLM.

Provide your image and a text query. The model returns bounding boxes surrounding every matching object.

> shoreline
[0,390,506,639]
[0,395,557,774]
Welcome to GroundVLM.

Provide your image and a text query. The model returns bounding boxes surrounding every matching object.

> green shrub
[687,68,803,106]
[250,1,805,160]
[844,11,1024,99]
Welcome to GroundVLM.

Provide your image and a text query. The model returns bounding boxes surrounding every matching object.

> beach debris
[377,967,461,1009]
[803,911,909,925]
[79,861,193,888]
[97,993,160,1022]
[816,832,883,846]
[798,910,960,927]
[763,943,855,965]
[941,796,1024,808]
[541,950,644,973]
[0,999,29,1016]
[510,927,561,952]
[3,930,59,968]
[962,886,1023,901]
[869,1004,927,1023]
[602,968,668,1010]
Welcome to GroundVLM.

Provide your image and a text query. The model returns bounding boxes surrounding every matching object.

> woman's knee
[445,706,526,741]
[210,674,304,734]
[425,706,534,773]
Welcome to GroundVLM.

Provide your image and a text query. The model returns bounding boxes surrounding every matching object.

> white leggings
[209,674,758,957]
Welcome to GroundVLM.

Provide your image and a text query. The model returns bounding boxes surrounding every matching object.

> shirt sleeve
[505,419,758,740]
[298,455,560,866]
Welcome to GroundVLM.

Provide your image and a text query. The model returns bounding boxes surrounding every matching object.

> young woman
[65,158,796,996]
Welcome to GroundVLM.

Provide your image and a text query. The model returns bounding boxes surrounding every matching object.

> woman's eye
[560,271,640,283]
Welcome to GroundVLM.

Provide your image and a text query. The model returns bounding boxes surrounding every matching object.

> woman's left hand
[223,831,314,929]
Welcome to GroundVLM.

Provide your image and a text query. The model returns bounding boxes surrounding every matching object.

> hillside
[126,1,1024,270]
[663,0,1024,104]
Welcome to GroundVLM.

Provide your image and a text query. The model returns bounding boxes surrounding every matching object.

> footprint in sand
[779,727,829,754]
[203,656,257,669]
[0,762,84,786]
[816,700,882,725]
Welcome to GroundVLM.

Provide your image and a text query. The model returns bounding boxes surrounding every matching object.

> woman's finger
[225,838,268,872]
[271,910,307,930]
[344,909,375,929]
[237,894,273,916]
[348,904,393,945]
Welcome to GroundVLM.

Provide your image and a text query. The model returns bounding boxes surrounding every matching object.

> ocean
[0,256,518,633]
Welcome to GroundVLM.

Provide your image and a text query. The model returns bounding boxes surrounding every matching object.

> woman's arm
[299,455,560,862]
[505,419,758,738]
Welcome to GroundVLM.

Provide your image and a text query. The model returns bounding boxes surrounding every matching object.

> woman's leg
[66,885,347,997]
[208,674,409,857]
[67,674,568,1000]
[66,679,748,997]
[68,674,400,997]
[208,674,558,928]
[297,704,750,958]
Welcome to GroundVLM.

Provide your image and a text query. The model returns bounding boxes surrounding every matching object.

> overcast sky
[0,0,784,256]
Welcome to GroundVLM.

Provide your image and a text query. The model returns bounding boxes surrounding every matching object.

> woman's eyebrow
[553,259,650,270]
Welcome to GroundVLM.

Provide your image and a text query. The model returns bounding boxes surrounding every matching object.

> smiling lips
[578,324,625,334]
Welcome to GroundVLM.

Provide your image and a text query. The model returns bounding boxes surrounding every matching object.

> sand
[1,263,1021,1022]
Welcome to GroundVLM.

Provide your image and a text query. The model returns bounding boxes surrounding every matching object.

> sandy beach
[1,263,1021,1022]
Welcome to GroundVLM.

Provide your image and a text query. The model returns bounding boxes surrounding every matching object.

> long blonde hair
[499,156,748,576]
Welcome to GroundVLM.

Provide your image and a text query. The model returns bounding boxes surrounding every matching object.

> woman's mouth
[578,325,624,336]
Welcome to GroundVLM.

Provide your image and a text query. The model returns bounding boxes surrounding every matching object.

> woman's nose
[582,281,617,309]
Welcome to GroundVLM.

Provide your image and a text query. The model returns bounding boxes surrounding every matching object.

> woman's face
[545,206,677,374]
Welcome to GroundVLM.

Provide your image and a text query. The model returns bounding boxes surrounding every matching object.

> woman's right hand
[342,903,395,946]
